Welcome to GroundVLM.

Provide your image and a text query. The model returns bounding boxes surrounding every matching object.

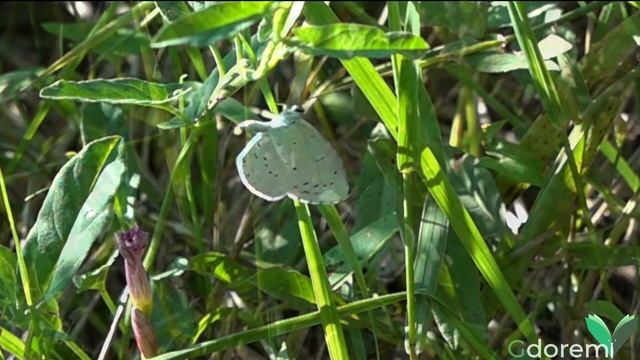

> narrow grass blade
[150,292,405,360]
[294,201,349,360]
[418,147,537,342]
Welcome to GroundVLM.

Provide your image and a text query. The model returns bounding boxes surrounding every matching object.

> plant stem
[294,200,350,360]
[0,166,37,358]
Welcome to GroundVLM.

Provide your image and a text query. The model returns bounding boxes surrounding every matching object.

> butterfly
[235,105,349,204]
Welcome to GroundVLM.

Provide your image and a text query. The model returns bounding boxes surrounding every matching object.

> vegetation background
[0,1,639,359]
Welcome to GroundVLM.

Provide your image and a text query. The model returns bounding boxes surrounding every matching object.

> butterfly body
[236,107,349,204]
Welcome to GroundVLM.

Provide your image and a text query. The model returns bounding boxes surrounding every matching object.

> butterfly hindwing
[269,119,348,204]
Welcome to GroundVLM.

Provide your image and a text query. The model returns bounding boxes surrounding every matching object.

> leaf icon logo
[612,314,637,356]
[585,313,637,358]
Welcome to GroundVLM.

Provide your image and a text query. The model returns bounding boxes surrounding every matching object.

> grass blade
[294,201,349,360]
[418,147,537,342]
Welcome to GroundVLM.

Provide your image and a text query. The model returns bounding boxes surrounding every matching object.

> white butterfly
[236,106,349,204]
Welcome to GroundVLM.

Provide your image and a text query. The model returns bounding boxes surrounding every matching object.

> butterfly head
[276,105,304,126]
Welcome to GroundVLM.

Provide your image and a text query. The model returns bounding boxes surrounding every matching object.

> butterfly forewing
[236,132,289,201]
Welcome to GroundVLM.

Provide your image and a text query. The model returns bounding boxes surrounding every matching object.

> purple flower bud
[116,225,152,316]
[132,308,159,358]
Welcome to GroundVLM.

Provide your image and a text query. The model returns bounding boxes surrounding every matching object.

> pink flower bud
[116,225,152,316]
[132,308,159,358]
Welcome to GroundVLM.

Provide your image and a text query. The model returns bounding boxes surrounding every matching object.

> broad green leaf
[44,137,127,301]
[450,156,507,240]
[80,103,127,144]
[420,2,488,39]
[152,277,199,352]
[293,23,428,58]
[40,78,190,105]
[487,2,559,29]
[352,152,397,232]
[23,136,126,302]
[155,1,192,22]
[72,251,118,293]
[192,251,315,308]
[256,267,316,309]
[480,139,546,186]
[325,213,399,286]
[187,1,214,11]
[190,252,251,285]
[152,2,274,47]
[585,300,625,324]
[441,233,486,341]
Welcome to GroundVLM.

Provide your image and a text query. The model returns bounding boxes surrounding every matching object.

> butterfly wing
[268,119,349,204]
[236,132,289,201]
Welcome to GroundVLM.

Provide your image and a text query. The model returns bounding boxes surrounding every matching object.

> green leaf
[80,103,127,144]
[600,139,640,193]
[612,314,637,355]
[0,68,46,101]
[0,327,24,359]
[43,137,127,301]
[41,22,150,60]
[581,11,640,88]
[351,152,397,232]
[22,136,126,301]
[487,2,559,29]
[450,155,507,239]
[414,193,449,350]
[40,78,190,105]
[420,2,488,39]
[152,277,199,352]
[190,252,251,285]
[429,296,497,359]
[480,139,546,186]
[325,213,399,287]
[256,267,316,309]
[585,314,613,351]
[155,1,192,22]
[418,147,537,342]
[72,251,118,293]
[585,300,625,324]
[293,24,428,58]
[152,2,274,47]
[0,246,16,310]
